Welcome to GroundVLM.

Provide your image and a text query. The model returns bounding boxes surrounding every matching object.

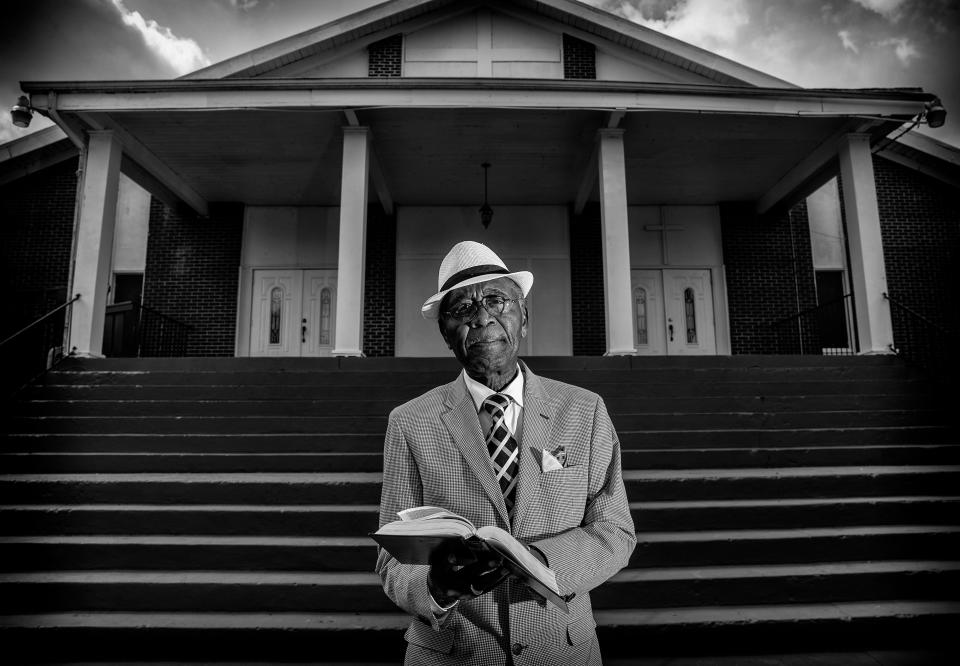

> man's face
[439,277,528,380]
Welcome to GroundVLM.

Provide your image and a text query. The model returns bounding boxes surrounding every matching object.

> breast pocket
[537,464,588,533]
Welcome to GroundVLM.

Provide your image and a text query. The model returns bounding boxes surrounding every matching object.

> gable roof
[0,126,76,187]
[879,131,960,189]
[184,0,793,88]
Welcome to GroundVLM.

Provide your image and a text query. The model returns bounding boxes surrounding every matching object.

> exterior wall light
[11,96,33,128]
[924,98,946,129]
[479,162,493,229]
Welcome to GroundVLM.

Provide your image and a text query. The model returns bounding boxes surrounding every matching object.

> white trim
[598,128,636,356]
[838,133,894,354]
[34,87,926,119]
[331,127,370,357]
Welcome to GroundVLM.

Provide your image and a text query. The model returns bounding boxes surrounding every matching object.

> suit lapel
[440,377,510,526]
[512,362,555,535]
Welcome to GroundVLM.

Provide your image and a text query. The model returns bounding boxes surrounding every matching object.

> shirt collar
[461,365,525,412]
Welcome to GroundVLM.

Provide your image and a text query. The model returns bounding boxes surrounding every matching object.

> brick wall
[142,201,243,356]
[569,203,606,355]
[0,157,78,336]
[368,34,403,77]
[563,34,596,80]
[720,202,819,354]
[872,155,960,366]
[363,206,396,356]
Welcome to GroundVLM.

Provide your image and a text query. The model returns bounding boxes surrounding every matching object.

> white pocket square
[541,449,565,472]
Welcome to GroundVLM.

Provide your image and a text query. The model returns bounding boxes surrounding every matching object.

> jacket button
[511,643,524,655]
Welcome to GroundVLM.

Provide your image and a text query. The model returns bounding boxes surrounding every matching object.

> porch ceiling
[91,106,886,208]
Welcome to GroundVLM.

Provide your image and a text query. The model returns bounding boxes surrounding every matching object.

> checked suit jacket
[375,360,637,666]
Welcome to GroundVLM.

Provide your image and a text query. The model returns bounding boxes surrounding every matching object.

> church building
[3,0,955,365]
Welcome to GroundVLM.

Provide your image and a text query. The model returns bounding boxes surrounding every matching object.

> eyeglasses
[443,295,520,322]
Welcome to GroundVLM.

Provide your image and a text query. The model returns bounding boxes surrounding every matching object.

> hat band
[440,265,510,292]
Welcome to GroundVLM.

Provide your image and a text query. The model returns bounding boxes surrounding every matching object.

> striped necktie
[481,393,520,519]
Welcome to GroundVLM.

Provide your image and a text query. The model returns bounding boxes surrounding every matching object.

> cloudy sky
[1,0,957,147]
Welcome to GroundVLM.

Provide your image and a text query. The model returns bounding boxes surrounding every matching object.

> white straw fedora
[421,241,534,319]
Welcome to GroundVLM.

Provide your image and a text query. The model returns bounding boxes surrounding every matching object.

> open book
[371,506,572,612]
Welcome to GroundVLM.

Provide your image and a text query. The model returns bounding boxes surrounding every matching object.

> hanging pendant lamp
[478,162,493,229]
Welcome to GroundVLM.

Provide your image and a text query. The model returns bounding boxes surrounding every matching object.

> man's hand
[428,537,510,607]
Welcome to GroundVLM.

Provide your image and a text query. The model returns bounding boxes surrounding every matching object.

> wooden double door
[631,269,717,355]
[249,269,337,357]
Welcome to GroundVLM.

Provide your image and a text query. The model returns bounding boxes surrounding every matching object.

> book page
[376,517,476,538]
[398,506,477,530]
[476,525,560,594]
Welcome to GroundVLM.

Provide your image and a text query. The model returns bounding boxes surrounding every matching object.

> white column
[332,126,370,357]
[597,128,636,355]
[68,131,122,357]
[837,134,894,354]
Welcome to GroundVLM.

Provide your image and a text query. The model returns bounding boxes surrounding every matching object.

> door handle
[301,318,307,343]
[668,323,674,342]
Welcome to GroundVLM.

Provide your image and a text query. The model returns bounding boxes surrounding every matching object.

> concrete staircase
[1,355,958,663]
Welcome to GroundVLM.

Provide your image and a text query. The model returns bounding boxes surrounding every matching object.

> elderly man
[376,240,636,665]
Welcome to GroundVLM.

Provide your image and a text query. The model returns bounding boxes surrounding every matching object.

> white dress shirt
[462,366,525,440]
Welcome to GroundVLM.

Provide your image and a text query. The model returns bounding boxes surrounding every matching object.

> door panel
[664,269,716,355]
[250,269,336,357]
[250,271,299,356]
[302,270,337,357]
[631,270,665,355]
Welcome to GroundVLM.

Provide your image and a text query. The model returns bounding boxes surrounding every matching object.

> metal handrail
[769,293,852,328]
[0,294,79,349]
[139,303,193,329]
[883,292,949,335]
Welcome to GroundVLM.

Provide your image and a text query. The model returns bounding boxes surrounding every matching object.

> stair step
[2,465,957,505]
[0,503,382,536]
[635,496,960,530]
[0,611,409,662]
[3,561,958,613]
[595,560,960,608]
[621,426,953,447]
[1,601,957,661]
[626,465,960,500]
[8,410,942,435]
[634,525,960,566]
[0,452,384,473]
[19,379,933,401]
[33,365,916,388]
[623,445,960,469]
[4,427,952,453]
[595,601,960,654]
[1,526,957,571]
[2,466,957,504]
[2,445,959,474]
[14,393,937,416]
[0,473,383,504]
[0,571,392,613]
[1,561,957,614]
[51,354,907,372]
[4,495,958,536]
[1,433,386,453]
[0,535,373,571]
